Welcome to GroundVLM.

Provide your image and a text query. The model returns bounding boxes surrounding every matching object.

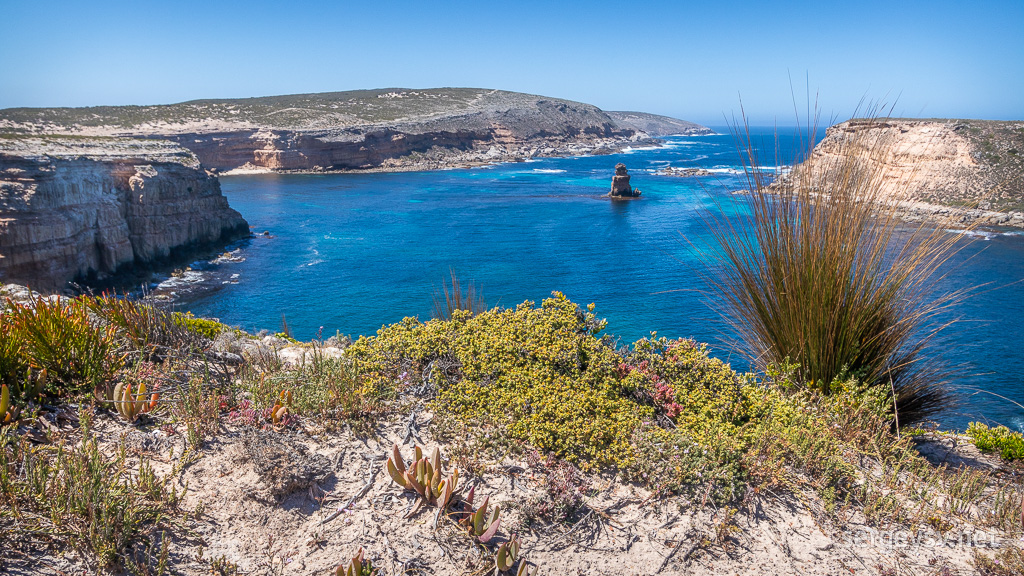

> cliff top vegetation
[0,88,612,133]
[0,286,1022,574]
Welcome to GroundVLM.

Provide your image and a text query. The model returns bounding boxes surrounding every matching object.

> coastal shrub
[0,407,181,569]
[234,352,381,433]
[966,422,1024,461]
[5,296,121,397]
[0,314,28,389]
[88,295,203,353]
[173,311,227,341]
[348,293,650,468]
[622,337,749,431]
[170,374,224,449]
[348,294,776,475]
[705,117,970,424]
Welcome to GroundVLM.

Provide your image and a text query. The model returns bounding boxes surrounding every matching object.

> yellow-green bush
[173,312,227,340]
[967,422,1024,461]
[348,294,652,467]
[346,293,768,471]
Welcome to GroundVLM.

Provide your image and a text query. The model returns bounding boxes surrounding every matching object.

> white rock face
[0,137,249,290]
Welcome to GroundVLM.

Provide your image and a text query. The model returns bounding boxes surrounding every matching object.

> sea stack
[610,163,641,197]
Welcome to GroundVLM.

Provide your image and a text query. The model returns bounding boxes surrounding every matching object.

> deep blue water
[174,128,1024,432]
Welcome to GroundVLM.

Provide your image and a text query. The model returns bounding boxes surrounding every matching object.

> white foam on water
[947,229,1024,241]
[157,270,206,290]
[532,168,566,174]
[946,229,997,241]
[620,144,663,154]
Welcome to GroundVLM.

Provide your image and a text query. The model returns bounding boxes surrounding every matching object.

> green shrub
[348,294,650,468]
[88,295,201,352]
[173,312,227,340]
[233,352,381,434]
[966,422,1024,461]
[0,408,181,568]
[0,314,28,389]
[5,296,121,397]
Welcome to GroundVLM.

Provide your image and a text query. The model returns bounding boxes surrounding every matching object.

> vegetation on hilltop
[0,88,606,132]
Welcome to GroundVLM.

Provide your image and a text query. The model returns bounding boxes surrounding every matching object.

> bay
[175,128,1024,432]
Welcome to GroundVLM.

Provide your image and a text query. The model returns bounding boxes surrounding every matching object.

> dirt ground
[10,408,1010,576]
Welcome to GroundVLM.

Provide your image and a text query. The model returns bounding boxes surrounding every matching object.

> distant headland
[0,88,712,174]
[0,88,711,288]
[788,119,1024,228]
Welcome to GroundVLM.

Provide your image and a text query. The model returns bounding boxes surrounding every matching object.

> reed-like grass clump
[432,269,487,320]
[706,116,972,424]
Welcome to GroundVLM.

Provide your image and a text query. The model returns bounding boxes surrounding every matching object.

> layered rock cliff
[0,89,710,173]
[795,119,1024,227]
[0,137,249,290]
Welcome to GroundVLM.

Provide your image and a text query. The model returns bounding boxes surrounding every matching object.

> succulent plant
[385,444,459,509]
[0,368,47,424]
[460,486,501,543]
[334,547,378,576]
[514,562,539,576]
[494,533,521,572]
[112,379,159,422]
[1,383,19,424]
[270,389,292,425]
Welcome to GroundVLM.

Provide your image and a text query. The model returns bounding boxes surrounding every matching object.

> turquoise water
[174,128,1024,432]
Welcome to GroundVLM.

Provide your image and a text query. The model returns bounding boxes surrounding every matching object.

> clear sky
[1,0,1021,126]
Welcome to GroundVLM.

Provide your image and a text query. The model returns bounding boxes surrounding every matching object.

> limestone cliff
[0,137,249,290]
[796,119,1024,227]
[0,89,709,173]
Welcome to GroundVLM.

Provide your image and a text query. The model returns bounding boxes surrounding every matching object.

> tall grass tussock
[706,113,973,424]
[432,269,487,320]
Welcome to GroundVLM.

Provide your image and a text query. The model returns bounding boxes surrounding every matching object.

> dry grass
[431,269,487,321]
[705,113,976,424]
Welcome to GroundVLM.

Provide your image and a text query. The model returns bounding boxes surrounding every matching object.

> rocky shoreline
[218,135,664,176]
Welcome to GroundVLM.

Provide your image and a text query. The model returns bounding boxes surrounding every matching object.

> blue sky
[1,0,1021,125]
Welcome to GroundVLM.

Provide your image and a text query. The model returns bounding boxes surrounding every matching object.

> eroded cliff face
[0,89,661,173]
[795,119,1024,227]
[157,101,638,172]
[0,138,249,290]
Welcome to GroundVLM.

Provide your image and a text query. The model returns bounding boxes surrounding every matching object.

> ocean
[166,127,1024,433]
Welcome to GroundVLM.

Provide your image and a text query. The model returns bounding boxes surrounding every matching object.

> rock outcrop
[0,137,249,290]
[792,119,1024,227]
[610,163,641,197]
[0,89,711,174]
